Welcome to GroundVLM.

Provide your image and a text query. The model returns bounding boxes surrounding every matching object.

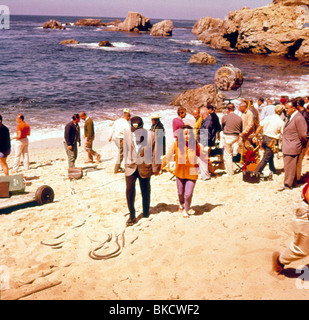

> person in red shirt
[172,107,186,140]
[11,114,31,172]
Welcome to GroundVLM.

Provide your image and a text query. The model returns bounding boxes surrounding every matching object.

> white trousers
[199,145,210,180]
[13,138,29,171]
[280,220,309,265]
[222,134,239,175]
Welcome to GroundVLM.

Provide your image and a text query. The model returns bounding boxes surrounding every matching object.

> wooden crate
[0,182,10,198]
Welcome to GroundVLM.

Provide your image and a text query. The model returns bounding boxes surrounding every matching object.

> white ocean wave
[26,105,183,144]
[169,39,204,46]
[112,42,133,48]
[260,75,309,99]
[70,42,134,51]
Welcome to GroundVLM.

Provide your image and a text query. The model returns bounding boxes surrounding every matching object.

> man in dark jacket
[64,114,81,168]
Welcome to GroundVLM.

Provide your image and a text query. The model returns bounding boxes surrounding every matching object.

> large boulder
[189,52,217,64]
[150,20,173,37]
[42,20,65,30]
[169,84,225,114]
[193,1,309,60]
[74,19,104,27]
[117,12,152,32]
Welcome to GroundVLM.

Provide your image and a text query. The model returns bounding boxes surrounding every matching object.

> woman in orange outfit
[161,125,208,217]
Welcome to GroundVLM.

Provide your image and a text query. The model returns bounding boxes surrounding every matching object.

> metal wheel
[35,185,54,205]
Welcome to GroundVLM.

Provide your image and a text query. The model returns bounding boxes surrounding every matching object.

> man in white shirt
[252,104,285,175]
[259,99,276,121]
[304,96,309,109]
[108,108,131,173]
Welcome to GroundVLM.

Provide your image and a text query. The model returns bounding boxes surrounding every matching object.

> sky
[6,0,273,20]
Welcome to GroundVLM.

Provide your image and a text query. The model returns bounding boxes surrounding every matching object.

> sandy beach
[1,125,309,301]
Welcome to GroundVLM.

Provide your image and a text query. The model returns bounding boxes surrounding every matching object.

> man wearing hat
[252,104,285,175]
[150,113,166,159]
[108,108,131,173]
[123,116,161,226]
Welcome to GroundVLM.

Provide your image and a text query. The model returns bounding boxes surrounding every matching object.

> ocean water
[0,14,308,143]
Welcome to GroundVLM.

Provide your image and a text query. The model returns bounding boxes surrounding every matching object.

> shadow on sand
[282,264,309,282]
[150,202,223,216]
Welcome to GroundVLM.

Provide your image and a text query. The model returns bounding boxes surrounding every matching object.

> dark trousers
[254,136,276,174]
[64,142,78,168]
[126,168,151,219]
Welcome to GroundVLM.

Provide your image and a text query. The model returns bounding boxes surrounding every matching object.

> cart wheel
[35,185,54,205]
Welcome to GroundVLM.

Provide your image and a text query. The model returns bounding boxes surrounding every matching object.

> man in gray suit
[280,101,308,191]
[123,116,161,226]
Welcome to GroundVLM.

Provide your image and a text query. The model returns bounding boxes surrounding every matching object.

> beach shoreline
[2,122,309,300]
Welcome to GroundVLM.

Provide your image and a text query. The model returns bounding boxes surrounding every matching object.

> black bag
[242,170,260,184]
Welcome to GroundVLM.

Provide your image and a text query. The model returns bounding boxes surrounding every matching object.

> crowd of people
[105,95,309,278]
[1,95,309,277]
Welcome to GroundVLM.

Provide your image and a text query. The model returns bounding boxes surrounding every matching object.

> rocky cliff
[192,0,309,60]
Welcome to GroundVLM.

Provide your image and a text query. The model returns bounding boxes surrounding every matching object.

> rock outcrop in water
[73,19,122,28]
[60,39,79,45]
[192,0,309,60]
[74,19,104,27]
[169,84,225,113]
[189,52,217,64]
[98,40,114,47]
[42,20,65,30]
[150,20,173,37]
[117,12,152,32]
